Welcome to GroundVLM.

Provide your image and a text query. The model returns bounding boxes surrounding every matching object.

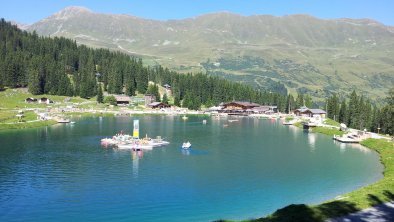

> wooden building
[221,101,261,113]
[25,97,37,103]
[251,106,278,114]
[294,106,326,118]
[147,102,170,109]
[114,95,131,105]
[163,84,171,89]
[38,97,53,104]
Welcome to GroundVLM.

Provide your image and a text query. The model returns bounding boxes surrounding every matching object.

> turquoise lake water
[0,115,383,221]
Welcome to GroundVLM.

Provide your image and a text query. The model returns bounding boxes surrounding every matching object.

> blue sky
[1,0,394,26]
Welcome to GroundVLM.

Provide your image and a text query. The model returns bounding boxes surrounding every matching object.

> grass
[64,112,115,118]
[0,111,15,122]
[311,126,345,136]
[324,118,341,127]
[0,120,57,130]
[293,122,302,128]
[291,119,344,136]
[219,138,394,222]
[0,88,98,131]
[285,116,294,122]
[0,88,88,109]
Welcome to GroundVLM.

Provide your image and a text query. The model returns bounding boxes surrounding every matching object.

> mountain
[27,6,394,101]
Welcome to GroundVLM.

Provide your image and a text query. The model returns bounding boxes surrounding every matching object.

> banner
[133,119,139,138]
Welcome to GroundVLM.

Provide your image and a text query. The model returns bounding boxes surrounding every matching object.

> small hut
[38,97,53,104]
[25,98,37,103]
[114,95,131,105]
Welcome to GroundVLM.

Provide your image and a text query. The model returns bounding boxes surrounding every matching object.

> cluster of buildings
[25,93,327,119]
[209,101,278,115]
[207,102,325,118]
[113,94,169,109]
[110,95,327,118]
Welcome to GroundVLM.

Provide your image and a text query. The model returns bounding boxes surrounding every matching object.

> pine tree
[154,84,160,102]
[387,88,394,106]
[347,90,358,128]
[97,83,104,103]
[0,78,4,91]
[162,93,169,104]
[338,100,347,124]
[296,93,304,108]
[174,90,181,107]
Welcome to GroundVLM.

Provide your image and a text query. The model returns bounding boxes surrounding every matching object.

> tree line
[0,18,294,111]
[326,89,394,135]
[1,18,392,135]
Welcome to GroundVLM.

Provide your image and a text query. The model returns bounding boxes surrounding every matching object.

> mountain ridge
[24,6,394,101]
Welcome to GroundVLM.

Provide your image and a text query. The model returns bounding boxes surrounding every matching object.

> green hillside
[27,7,394,102]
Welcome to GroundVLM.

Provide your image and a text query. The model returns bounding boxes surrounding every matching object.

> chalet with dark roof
[221,101,261,113]
[114,95,131,105]
[294,106,326,118]
[25,97,37,103]
[38,97,53,104]
[147,102,170,109]
[163,84,171,89]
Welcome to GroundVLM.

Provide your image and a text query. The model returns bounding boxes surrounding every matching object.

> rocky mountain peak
[52,6,92,20]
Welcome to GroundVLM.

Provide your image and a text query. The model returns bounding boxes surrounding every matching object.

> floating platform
[57,119,71,123]
[101,135,170,150]
[117,144,153,150]
[333,135,360,143]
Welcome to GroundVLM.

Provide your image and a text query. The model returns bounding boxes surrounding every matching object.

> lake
[0,115,383,221]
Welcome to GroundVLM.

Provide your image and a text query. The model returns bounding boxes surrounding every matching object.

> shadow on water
[213,190,394,222]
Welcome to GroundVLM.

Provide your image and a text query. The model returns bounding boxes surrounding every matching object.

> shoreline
[0,120,57,131]
[0,109,211,131]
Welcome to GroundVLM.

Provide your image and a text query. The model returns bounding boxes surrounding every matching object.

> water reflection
[308,133,316,151]
[339,142,346,153]
[335,141,371,154]
[181,148,190,156]
[289,125,299,139]
[348,144,371,153]
[131,149,144,178]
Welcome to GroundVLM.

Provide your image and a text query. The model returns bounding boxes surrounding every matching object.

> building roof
[223,101,260,107]
[114,95,131,102]
[39,97,52,102]
[148,102,170,107]
[208,106,223,111]
[251,106,270,112]
[148,102,162,106]
[296,106,309,113]
[309,109,326,114]
[295,107,326,114]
